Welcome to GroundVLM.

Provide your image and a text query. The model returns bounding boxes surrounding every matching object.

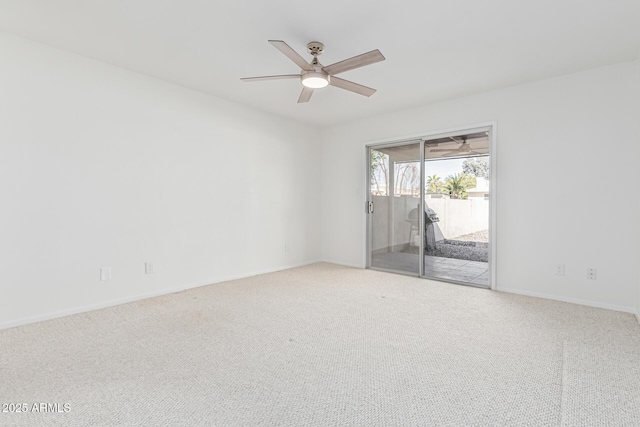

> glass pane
[422,132,490,287]
[370,143,421,274]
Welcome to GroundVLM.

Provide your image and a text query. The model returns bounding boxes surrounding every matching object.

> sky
[424,157,465,180]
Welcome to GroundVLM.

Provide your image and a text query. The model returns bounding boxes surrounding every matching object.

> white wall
[637,58,640,322]
[0,33,321,328]
[321,60,640,313]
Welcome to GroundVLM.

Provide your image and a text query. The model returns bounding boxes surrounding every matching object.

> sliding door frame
[365,122,497,290]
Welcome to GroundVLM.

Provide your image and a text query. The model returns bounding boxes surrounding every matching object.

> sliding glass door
[367,128,492,288]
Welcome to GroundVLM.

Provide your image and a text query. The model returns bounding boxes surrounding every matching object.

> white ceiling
[1,0,639,128]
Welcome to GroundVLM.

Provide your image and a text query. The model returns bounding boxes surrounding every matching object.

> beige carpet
[560,340,640,426]
[1,263,639,426]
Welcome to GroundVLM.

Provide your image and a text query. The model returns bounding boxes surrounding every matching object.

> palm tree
[426,174,442,193]
[445,173,475,199]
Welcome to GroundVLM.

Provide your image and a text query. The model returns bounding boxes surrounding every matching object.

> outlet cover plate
[145,262,154,275]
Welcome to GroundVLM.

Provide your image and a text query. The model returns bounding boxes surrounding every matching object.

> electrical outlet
[555,264,565,276]
[284,243,290,253]
[145,262,154,275]
[587,268,597,280]
[100,267,111,281]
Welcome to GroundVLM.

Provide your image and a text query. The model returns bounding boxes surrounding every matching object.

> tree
[395,162,420,195]
[370,150,388,195]
[462,156,490,179]
[426,174,443,193]
[445,173,476,199]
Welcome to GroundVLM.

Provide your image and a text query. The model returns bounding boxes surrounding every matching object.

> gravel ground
[405,236,489,262]
[432,241,488,262]
[451,229,489,242]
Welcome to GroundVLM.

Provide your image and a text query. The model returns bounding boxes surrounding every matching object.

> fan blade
[268,40,314,72]
[298,87,313,103]
[241,74,300,82]
[329,76,376,97]
[322,49,385,75]
[429,148,458,152]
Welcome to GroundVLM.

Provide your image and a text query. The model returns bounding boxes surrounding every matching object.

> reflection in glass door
[368,142,422,275]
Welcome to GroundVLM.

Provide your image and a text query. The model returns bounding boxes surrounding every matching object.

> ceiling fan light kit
[241,40,385,103]
[301,71,329,88]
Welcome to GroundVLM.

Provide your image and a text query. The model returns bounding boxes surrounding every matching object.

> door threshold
[368,266,419,278]
[368,266,490,289]
[422,276,490,289]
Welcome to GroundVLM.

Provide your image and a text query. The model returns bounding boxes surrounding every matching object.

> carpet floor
[1,263,639,426]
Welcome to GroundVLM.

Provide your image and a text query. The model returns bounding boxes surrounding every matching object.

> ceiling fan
[241,40,385,103]
[429,137,485,157]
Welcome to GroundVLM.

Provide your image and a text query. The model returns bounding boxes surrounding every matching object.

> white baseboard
[6,261,634,330]
[319,258,364,269]
[0,259,322,331]
[498,286,636,314]
[187,259,323,288]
